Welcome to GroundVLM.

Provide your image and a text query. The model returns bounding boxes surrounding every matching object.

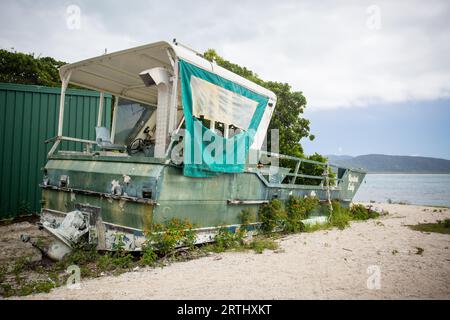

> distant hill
[327,154,450,173]
[326,155,354,162]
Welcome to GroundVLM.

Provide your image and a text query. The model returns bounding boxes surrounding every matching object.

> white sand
[20,203,450,299]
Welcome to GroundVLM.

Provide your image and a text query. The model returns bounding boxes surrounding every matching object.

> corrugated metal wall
[0,83,112,219]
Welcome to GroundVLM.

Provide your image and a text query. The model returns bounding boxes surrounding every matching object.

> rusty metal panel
[0,82,112,219]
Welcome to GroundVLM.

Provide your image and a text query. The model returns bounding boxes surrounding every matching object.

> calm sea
[353,174,450,207]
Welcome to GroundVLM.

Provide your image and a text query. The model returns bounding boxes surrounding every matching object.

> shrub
[96,253,114,271]
[96,251,134,271]
[17,280,54,296]
[112,234,127,252]
[146,218,196,256]
[63,243,100,266]
[140,246,158,266]
[239,209,256,229]
[368,210,380,219]
[249,238,279,254]
[259,199,286,233]
[286,196,307,219]
[329,201,350,230]
[285,196,319,232]
[213,227,245,252]
[350,204,369,220]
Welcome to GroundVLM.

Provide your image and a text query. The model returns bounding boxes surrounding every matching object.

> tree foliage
[203,49,315,158]
[0,49,65,87]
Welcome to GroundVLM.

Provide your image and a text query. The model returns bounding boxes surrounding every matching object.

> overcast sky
[1,0,449,158]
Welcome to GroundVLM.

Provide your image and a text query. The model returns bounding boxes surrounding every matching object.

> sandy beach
[10,203,450,299]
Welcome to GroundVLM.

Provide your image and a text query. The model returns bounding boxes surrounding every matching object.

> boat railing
[256,151,361,187]
[44,135,361,189]
[45,135,97,157]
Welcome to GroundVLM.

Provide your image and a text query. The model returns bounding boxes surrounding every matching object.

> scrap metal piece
[42,210,89,260]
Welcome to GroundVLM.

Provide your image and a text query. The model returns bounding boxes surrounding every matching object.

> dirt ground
[3,203,450,299]
[0,217,53,265]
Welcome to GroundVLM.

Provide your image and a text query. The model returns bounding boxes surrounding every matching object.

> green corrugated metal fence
[0,82,112,219]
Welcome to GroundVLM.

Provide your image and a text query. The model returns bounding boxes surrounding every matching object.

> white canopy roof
[59,41,277,106]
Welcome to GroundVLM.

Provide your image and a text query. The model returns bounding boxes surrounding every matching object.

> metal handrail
[45,135,97,145]
[257,150,351,187]
[45,135,98,157]
[258,150,365,173]
[259,150,332,167]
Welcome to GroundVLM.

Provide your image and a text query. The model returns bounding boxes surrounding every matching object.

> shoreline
[367,202,450,209]
[362,173,450,175]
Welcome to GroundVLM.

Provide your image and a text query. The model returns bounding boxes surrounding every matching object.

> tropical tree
[0,49,65,87]
[203,49,316,159]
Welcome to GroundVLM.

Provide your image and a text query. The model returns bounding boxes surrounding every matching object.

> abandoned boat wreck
[38,40,365,259]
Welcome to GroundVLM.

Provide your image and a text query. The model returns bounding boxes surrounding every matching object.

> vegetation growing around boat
[259,197,381,233]
[0,199,381,298]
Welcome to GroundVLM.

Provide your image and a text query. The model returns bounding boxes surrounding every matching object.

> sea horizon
[353,173,450,207]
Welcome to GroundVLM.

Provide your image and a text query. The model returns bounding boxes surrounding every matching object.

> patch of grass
[350,204,380,220]
[203,233,278,255]
[16,280,55,296]
[140,246,158,266]
[350,204,369,220]
[368,210,380,219]
[96,252,115,272]
[111,253,134,269]
[0,259,61,298]
[408,219,450,235]
[0,283,14,297]
[95,251,134,272]
[0,242,139,298]
[415,247,424,255]
[329,201,351,230]
[12,257,33,276]
[248,238,278,254]
[303,222,329,233]
[62,243,100,266]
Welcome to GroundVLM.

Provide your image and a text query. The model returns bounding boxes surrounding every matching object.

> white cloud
[1,0,449,109]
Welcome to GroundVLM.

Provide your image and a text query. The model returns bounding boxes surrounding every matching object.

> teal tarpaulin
[179,59,269,177]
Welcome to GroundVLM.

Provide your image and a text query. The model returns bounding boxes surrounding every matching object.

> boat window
[191,76,258,131]
[113,98,155,146]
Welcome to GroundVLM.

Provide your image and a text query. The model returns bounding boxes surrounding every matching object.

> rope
[323,164,333,222]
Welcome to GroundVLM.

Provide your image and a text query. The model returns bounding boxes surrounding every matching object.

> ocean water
[353,174,450,207]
